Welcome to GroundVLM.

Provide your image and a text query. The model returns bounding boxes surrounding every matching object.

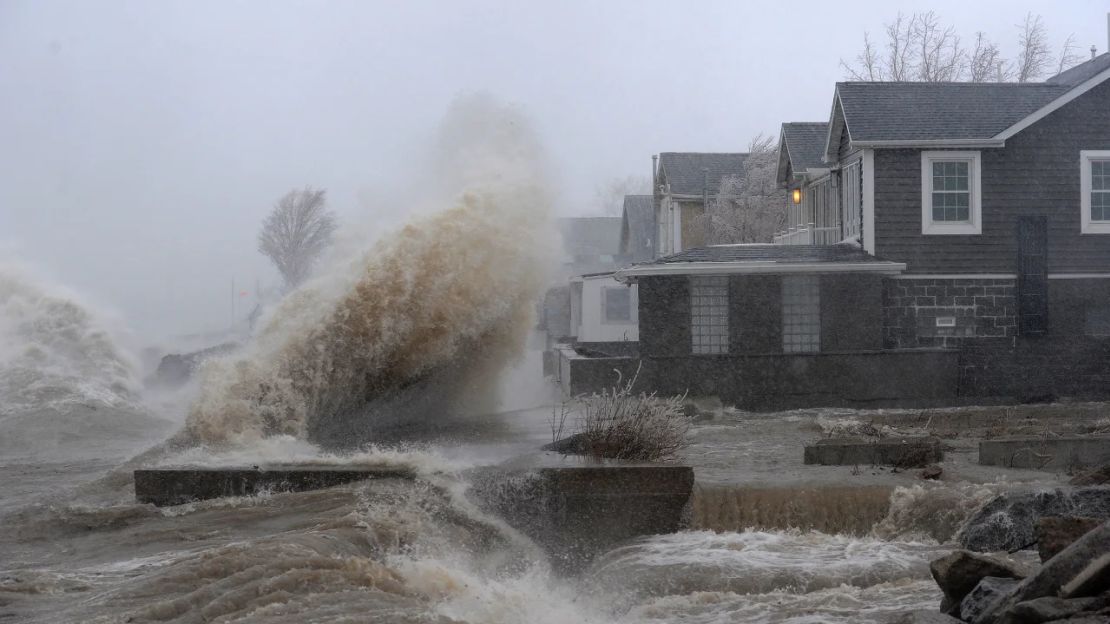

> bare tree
[594,175,651,216]
[1057,33,1084,75]
[1016,13,1051,82]
[842,11,1082,83]
[968,32,1009,82]
[258,187,337,289]
[914,11,963,82]
[694,135,786,245]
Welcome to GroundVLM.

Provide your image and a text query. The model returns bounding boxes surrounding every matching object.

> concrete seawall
[470,464,695,572]
[133,466,414,506]
[979,435,1110,470]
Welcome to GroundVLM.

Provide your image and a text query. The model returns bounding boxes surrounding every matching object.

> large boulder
[958,488,1110,553]
[930,550,1029,614]
[961,576,1021,624]
[990,521,1110,623]
[1004,596,1100,623]
[1070,464,1110,487]
[1036,517,1104,562]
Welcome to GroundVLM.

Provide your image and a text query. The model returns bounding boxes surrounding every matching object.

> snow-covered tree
[694,135,786,245]
[257,187,337,289]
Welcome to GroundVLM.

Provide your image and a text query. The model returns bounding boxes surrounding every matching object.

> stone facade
[883,278,1017,348]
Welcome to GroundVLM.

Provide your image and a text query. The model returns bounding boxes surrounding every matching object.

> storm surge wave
[184,96,554,447]
[0,264,166,459]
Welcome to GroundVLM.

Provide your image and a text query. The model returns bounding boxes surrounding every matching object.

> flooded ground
[1,384,1090,624]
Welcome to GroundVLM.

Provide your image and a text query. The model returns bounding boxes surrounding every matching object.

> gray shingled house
[653,152,748,256]
[557,54,1110,408]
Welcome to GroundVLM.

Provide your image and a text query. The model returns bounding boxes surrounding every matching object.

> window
[691,276,729,354]
[782,275,820,353]
[1081,150,1110,234]
[602,287,631,323]
[921,151,982,235]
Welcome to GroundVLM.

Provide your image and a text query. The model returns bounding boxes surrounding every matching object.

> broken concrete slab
[803,437,942,467]
[134,465,414,506]
[930,550,1029,615]
[470,464,694,572]
[979,435,1110,470]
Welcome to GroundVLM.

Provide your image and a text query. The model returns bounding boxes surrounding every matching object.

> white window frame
[921,151,982,235]
[1080,150,1110,234]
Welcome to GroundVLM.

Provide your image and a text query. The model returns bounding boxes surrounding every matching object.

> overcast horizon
[2,0,1107,340]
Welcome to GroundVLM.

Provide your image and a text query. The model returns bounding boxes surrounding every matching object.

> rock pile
[923,519,1110,624]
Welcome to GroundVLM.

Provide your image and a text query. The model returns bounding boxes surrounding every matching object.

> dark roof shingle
[658,152,748,196]
[1047,52,1110,86]
[781,122,829,173]
[836,82,1069,142]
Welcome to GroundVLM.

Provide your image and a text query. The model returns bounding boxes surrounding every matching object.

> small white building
[569,272,638,343]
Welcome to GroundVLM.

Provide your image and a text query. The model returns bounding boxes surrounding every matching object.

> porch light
[792,188,802,204]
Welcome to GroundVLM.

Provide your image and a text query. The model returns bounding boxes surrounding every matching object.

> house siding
[638,276,689,357]
[872,80,1110,274]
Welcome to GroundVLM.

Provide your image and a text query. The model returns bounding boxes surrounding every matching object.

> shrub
[551,367,690,462]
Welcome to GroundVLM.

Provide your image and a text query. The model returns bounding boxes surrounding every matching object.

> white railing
[773,224,842,246]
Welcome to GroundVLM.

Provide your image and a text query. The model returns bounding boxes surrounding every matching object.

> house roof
[615,244,906,279]
[834,81,1070,144]
[558,217,623,257]
[1047,52,1110,86]
[657,152,748,196]
[778,122,829,185]
[620,195,655,261]
[781,122,829,173]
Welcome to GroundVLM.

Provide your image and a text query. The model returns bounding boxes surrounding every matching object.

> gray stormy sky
[1,0,1107,341]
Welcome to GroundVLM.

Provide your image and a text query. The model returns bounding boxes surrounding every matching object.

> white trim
[888,274,1017,280]
[889,273,1110,280]
[921,151,982,235]
[1048,274,1110,279]
[862,149,875,254]
[615,261,906,281]
[995,66,1110,141]
[1080,150,1110,234]
[853,139,1005,149]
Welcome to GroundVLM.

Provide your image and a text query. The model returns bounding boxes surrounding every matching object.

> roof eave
[852,139,1007,149]
[614,260,907,282]
[994,65,1110,140]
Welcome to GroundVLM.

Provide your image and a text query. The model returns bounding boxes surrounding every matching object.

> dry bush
[552,367,690,462]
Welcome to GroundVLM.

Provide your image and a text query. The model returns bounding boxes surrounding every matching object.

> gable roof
[657,152,748,196]
[1047,52,1110,86]
[825,56,1110,160]
[620,195,655,262]
[778,122,829,184]
[615,243,905,279]
[558,217,622,257]
[835,82,1069,143]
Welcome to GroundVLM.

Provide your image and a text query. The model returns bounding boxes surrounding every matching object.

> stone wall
[883,278,1017,348]
[958,337,1110,401]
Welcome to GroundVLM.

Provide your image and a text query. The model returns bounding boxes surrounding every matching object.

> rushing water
[0,98,1056,623]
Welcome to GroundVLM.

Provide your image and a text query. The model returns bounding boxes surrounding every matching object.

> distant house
[654,152,748,256]
[619,195,655,263]
[543,216,637,349]
[559,54,1110,406]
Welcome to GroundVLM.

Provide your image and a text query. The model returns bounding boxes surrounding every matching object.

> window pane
[690,276,729,354]
[1093,160,1110,191]
[782,275,820,353]
[1093,191,1110,222]
[603,288,631,322]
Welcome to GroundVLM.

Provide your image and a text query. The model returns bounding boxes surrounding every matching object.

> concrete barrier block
[978,436,1110,470]
[803,437,942,467]
[134,466,414,506]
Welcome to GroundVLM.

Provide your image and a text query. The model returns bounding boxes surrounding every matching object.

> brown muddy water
[4,394,1079,624]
